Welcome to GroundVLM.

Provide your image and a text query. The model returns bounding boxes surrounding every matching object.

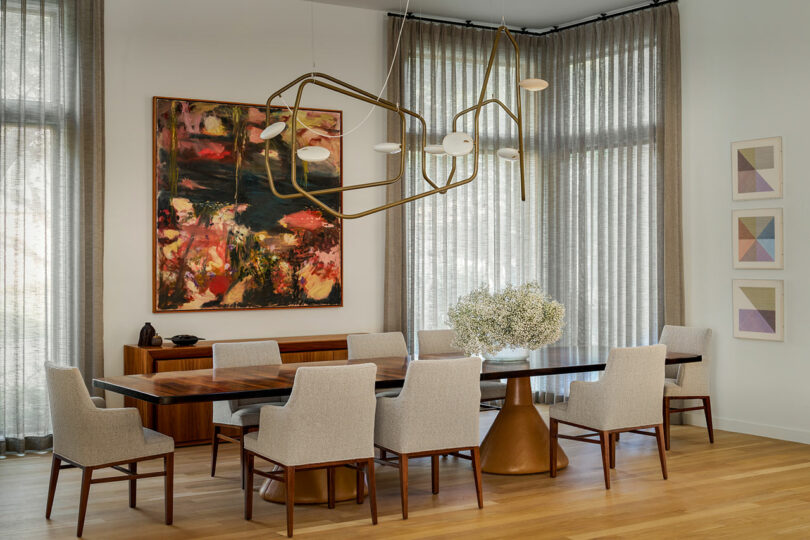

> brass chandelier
[260,22,547,220]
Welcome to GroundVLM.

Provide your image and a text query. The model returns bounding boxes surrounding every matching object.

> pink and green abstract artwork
[153,97,343,312]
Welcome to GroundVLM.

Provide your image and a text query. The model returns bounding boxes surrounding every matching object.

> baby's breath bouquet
[447,282,565,359]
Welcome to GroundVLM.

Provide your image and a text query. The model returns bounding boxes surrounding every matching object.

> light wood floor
[3,407,810,539]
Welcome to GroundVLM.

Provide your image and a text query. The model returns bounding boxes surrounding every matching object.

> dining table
[94,346,701,504]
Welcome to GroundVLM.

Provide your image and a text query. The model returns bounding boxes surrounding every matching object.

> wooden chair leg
[239,428,247,490]
[244,453,254,520]
[399,454,409,520]
[654,424,668,480]
[211,425,220,477]
[366,458,378,525]
[599,431,611,490]
[164,453,174,525]
[615,432,620,442]
[703,397,715,444]
[431,455,439,494]
[285,466,295,538]
[609,433,616,469]
[379,449,387,461]
[129,462,137,508]
[471,446,483,509]
[46,454,61,519]
[77,467,92,537]
[663,397,672,451]
[356,462,365,504]
[327,466,336,509]
[549,418,559,478]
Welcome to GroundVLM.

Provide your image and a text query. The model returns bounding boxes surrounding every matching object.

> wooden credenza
[123,334,351,446]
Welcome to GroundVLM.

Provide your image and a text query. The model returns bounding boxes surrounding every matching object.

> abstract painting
[153,97,343,312]
[731,137,782,200]
[732,279,784,341]
[732,208,783,269]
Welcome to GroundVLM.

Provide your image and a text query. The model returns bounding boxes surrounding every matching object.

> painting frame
[732,279,784,341]
[731,136,782,200]
[152,96,344,313]
[732,208,784,269]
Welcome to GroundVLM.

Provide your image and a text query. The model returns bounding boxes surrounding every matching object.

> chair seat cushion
[480,380,506,401]
[221,401,285,427]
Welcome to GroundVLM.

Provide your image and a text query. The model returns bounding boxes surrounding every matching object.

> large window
[1,0,102,455]
[397,15,672,397]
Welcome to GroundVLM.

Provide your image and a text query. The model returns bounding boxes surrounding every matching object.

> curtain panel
[0,0,104,455]
[383,5,682,397]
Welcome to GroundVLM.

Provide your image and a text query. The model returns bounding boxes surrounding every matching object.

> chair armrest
[85,407,145,447]
[566,380,609,426]
[257,403,291,446]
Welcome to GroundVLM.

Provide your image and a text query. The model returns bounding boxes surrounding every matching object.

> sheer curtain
[1,0,104,455]
[384,5,682,399]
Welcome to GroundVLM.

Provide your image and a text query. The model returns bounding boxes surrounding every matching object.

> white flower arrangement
[447,282,565,356]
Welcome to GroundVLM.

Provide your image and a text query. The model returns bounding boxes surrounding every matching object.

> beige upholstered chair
[44,363,174,537]
[348,332,408,402]
[659,325,713,450]
[347,332,408,359]
[549,345,668,489]
[374,357,484,519]
[417,329,507,404]
[243,364,378,537]
[211,340,286,487]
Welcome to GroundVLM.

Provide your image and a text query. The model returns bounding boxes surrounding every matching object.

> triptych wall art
[152,97,343,312]
[730,136,784,341]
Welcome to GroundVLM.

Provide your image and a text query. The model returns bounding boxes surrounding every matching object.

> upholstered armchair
[211,340,286,487]
[348,332,408,404]
[659,325,713,449]
[374,357,484,519]
[417,329,507,404]
[243,364,378,537]
[44,363,174,537]
[548,345,668,489]
[347,332,408,359]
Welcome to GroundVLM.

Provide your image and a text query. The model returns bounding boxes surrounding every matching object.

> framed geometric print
[732,208,783,269]
[731,137,782,200]
[732,279,784,341]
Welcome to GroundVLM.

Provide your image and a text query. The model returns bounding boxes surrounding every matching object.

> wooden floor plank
[2,407,809,538]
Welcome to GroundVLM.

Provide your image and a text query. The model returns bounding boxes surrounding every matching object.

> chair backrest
[45,362,97,459]
[283,363,378,464]
[659,325,712,395]
[417,329,465,356]
[396,357,482,451]
[347,332,408,360]
[213,340,282,412]
[601,345,667,428]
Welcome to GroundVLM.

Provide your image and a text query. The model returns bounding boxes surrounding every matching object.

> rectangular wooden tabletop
[94,346,701,405]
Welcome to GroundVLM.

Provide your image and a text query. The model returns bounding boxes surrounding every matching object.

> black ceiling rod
[387,0,677,38]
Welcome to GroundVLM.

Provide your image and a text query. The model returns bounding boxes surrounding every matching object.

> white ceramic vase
[482,347,530,363]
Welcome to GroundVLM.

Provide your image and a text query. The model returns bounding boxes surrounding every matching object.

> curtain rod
[387,0,677,37]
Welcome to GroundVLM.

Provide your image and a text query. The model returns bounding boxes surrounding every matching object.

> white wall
[681,0,810,443]
[104,0,388,405]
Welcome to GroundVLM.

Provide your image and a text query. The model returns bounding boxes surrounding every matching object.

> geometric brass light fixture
[261,24,547,220]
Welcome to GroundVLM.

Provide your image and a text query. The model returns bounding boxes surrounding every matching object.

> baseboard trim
[684,411,810,445]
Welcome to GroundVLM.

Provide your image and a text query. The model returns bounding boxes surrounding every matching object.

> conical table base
[259,467,366,504]
[481,376,569,474]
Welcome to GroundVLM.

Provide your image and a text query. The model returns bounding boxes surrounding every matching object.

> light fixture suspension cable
[277,0,411,139]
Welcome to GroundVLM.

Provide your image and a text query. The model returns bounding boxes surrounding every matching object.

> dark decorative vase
[138,322,156,347]
[151,334,164,347]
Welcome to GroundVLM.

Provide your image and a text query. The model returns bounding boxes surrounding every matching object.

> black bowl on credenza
[169,335,202,347]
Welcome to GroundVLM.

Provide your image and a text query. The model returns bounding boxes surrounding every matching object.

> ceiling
[310,0,647,30]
